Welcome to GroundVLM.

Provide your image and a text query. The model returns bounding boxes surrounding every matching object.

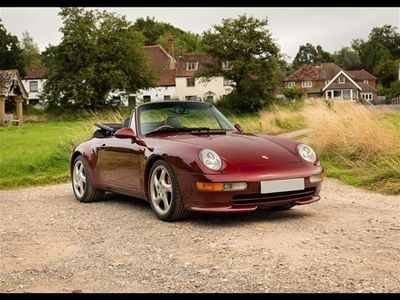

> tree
[292,43,333,70]
[369,25,400,59]
[333,46,361,69]
[358,40,392,70]
[283,86,305,101]
[375,59,399,88]
[132,17,203,56]
[0,19,25,76]
[387,80,400,100]
[200,15,284,113]
[42,8,154,108]
[20,31,43,70]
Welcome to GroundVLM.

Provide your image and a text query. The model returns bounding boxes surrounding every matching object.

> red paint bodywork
[71,102,323,213]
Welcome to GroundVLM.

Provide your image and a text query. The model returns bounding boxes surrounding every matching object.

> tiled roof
[142,45,175,72]
[156,69,175,86]
[175,53,215,77]
[357,83,376,92]
[286,63,343,81]
[0,69,28,98]
[23,67,48,79]
[346,69,376,81]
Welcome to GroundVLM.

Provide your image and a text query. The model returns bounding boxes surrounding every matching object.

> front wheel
[148,160,189,221]
[72,155,105,203]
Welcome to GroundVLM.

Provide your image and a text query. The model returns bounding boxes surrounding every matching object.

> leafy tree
[387,80,400,100]
[200,15,284,113]
[369,25,400,59]
[333,46,361,69]
[132,17,203,56]
[0,19,25,76]
[42,8,154,108]
[20,31,43,70]
[292,43,333,70]
[375,59,399,88]
[358,40,392,69]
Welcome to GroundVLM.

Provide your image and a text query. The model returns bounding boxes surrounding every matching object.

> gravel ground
[0,178,399,293]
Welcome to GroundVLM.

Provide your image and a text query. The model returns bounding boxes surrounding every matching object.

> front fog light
[310,173,324,183]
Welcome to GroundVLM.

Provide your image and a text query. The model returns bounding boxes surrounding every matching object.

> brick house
[284,62,377,102]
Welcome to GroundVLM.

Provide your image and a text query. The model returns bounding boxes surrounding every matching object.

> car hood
[161,132,302,167]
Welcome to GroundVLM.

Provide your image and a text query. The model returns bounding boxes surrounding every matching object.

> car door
[95,117,143,196]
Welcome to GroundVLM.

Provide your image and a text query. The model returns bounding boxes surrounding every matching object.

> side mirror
[114,127,137,141]
[234,123,243,133]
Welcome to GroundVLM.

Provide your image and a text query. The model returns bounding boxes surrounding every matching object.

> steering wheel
[154,124,174,131]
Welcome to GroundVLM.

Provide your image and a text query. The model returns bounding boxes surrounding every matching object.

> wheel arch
[70,151,83,175]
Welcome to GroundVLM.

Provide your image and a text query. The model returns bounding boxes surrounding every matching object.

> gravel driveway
[0,178,399,293]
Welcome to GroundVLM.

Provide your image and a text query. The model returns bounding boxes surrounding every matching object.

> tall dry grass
[304,99,400,193]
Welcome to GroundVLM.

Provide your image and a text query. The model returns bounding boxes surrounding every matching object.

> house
[21,67,48,105]
[284,62,377,102]
[134,45,177,102]
[0,69,28,126]
[175,53,233,102]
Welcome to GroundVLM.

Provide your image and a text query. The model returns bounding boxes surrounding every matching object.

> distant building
[284,62,377,102]
[21,67,48,105]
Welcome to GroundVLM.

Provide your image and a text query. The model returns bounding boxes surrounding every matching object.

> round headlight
[297,144,317,163]
[199,149,222,171]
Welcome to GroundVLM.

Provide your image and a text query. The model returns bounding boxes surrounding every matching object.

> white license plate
[260,178,305,194]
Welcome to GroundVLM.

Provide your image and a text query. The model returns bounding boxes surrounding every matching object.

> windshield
[137,101,235,136]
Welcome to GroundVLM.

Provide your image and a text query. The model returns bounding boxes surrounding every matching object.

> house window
[186,77,195,87]
[288,81,295,87]
[339,76,345,84]
[163,95,171,100]
[364,80,369,84]
[224,78,234,86]
[361,93,373,100]
[29,81,38,92]
[143,95,151,102]
[325,80,330,85]
[301,81,312,88]
[186,62,198,71]
[185,95,196,100]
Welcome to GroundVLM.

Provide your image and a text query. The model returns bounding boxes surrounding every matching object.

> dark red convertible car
[71,101,323,221]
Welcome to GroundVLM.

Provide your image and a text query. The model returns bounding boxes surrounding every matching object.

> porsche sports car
[71,101,323,221]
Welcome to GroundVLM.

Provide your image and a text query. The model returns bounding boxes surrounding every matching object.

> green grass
[0,121,91,189]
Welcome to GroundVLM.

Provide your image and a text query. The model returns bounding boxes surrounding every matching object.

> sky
[0,7,399,62]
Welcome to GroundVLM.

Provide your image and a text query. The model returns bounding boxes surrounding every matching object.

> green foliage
[333,46,361,69]
[283,86,305,100]
[42,8,154,109]
[358,40,392,69]
[20,31,43,70]
[132,17,203,56]
[201,15,284,113]
[0,19,25,76]
[375,59,399,88]
[387,81,400,100]
[369,24,400,59]
[292,43,333,70]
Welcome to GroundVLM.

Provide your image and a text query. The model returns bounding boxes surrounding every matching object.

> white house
[134,45,177,102]
[175,53,233,102]
[21,67,48,105]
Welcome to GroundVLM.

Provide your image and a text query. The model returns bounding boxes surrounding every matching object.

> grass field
[1,101,400,194]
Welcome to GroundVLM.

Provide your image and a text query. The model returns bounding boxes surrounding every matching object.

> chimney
[167,34,174,57]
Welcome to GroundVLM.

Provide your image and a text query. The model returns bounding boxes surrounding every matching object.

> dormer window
[186,62,198,71]
[339,76,345,84]
[364,80,368,84]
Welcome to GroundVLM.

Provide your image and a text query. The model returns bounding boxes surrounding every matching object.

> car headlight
[199,149,222,171]
[297,144,317,164]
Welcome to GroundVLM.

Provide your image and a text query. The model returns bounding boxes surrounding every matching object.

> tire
[148,160,189,221]
[72,155,105,203]
[271,204,294,211]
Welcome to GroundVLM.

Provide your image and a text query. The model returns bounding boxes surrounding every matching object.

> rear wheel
[72,155,105,203]
[148,160,189,221]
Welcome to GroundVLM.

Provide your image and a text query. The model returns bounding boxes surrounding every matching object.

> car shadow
[100,193,314,226]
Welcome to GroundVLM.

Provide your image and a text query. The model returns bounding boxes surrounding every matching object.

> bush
[283,86,305,101]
